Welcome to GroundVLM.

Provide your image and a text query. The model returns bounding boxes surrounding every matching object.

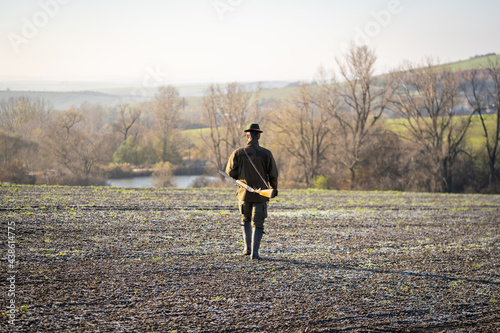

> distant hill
[0,81,293,110]
[439,53,499,71]
[0,90,126,110]
[1,55,498,110]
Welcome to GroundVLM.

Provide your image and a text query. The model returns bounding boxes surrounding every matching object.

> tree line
[1,45,499,193]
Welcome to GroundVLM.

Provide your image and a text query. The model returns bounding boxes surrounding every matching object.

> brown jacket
[225,139,278,202]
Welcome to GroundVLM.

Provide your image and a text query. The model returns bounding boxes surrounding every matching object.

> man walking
[225,123,279,260]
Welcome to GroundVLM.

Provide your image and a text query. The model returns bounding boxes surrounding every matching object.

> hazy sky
[1,0,499,84]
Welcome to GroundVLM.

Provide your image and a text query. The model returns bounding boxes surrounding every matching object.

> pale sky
[1,0,499,85]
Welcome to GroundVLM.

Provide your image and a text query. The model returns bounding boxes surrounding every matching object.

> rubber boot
[251,227,264,260]
[240,221,252,255]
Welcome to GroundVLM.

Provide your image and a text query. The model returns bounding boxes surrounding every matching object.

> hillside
[0,90,125,110]
[385,114,498,149]
[1,54,498,111]
[0,81,293,111]
[440,54,500,72]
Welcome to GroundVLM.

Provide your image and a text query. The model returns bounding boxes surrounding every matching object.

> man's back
[226,138,278,203]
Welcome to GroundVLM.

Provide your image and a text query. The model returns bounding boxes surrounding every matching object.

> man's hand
[271,189,278,198]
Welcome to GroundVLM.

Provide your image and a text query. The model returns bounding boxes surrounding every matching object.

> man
[225,123,279,260]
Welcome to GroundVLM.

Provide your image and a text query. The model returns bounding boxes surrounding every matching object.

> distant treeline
[1,45,499,193]
[470,53,496,59]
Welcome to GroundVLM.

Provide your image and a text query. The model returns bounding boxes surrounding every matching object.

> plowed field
[1,185,499,332]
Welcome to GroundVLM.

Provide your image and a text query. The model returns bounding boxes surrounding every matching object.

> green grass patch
[439,54,500,72]
[384,114,497,149]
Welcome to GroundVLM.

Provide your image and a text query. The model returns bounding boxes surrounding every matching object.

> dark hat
[244,123,263,133]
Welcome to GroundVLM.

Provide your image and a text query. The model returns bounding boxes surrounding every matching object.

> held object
[218,170,274,198]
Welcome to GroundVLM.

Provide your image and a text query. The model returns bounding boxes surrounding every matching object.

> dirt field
[1,185,499,332]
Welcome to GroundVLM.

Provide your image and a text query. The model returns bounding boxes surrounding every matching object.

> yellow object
[255,189,273,198]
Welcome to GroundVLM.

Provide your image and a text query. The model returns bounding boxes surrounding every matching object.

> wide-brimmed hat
[243,123,263,133]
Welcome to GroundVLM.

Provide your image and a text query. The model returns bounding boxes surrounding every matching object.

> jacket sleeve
[267,151,279,190]
[225,150,239,179]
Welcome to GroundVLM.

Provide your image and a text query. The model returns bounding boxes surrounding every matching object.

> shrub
[153,162,173,187]
[113,137,157,165]
[313,175,328,189]
[190,176,213,188]
[103,163,135,178]
[0,160,34,184]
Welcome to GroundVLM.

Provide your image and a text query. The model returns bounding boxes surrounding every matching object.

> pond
[106,175,215,188]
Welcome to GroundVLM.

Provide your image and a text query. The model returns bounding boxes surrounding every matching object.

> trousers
[239,201,268,228]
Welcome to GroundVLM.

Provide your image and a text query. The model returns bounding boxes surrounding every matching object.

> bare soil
[1,185,499,332]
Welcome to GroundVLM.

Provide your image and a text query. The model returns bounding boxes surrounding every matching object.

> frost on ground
[1,186,499,332]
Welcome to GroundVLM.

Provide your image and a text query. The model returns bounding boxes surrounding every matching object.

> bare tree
[57,107,83,136]
[391,58,473,192]
[202,82,255,174]
[333,44,393,187]
[0,96,53,141]
[463,59,500,188]
[270,83,334,187]
[46,107,114,184]
[484,62,500,187]
[0,96,53,171]
[116,103,142,141]
[80,102,111,135]
[217,82,252,150]
[152,86,183,162]
[250,82,263,123]
[202,84,225,173]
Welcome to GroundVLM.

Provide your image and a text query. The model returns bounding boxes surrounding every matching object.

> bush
[153,162,173,187]
[57,174,106,186]
[103,163,135,178]
[0,160,34,184]
[113,137,157,165]
[313,175,328,189]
